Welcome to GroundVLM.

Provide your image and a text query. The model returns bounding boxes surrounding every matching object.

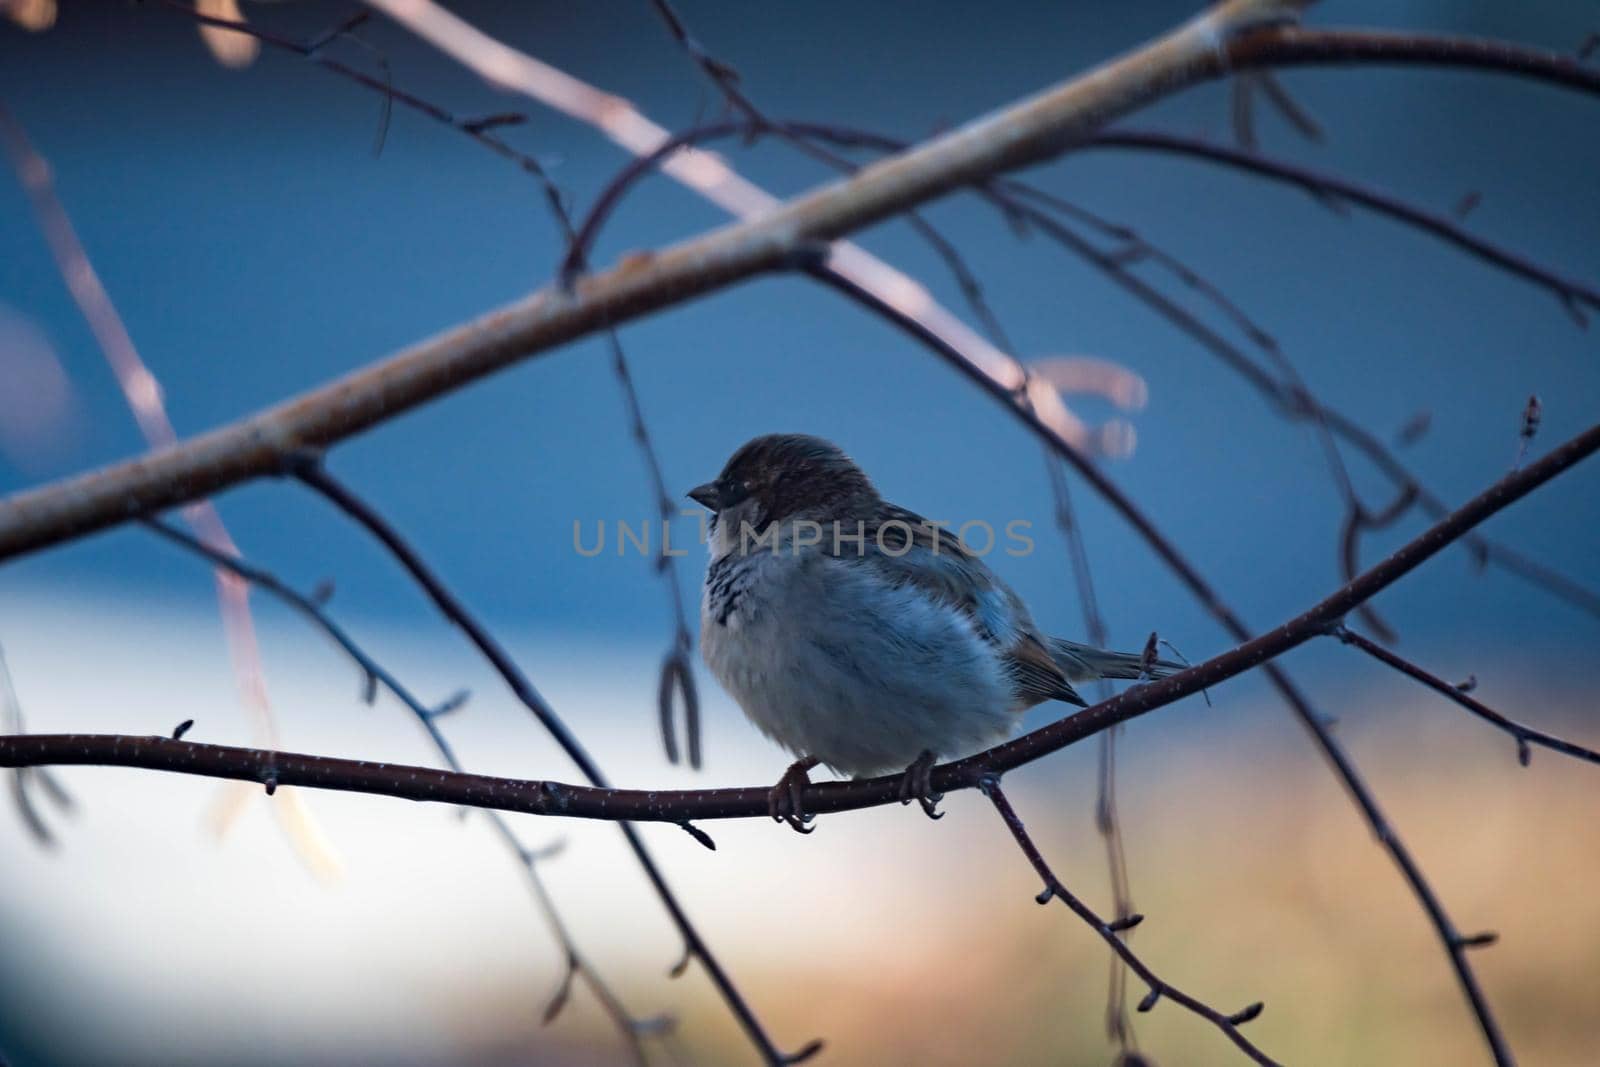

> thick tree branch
[0,0,1306,561]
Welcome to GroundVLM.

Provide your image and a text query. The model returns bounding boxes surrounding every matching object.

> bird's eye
[718,477,753,508]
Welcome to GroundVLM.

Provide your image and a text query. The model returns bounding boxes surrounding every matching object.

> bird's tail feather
[1047,637,1184,683]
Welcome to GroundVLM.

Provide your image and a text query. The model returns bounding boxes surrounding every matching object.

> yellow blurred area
[504,705,1600,1066]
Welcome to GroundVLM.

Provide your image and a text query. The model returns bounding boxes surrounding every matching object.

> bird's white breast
[700,543,1017,778]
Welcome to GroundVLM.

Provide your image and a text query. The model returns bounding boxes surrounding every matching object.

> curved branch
[1085,129,1600,318]
[1335,626,1600,766]
[1233,26,1600,98]
[8,418,1595,822]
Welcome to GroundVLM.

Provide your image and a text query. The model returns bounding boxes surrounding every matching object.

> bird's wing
[1007,630,1087,708]
[854,504,1083,708]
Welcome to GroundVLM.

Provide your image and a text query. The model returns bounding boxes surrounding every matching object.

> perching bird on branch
[688,433,1179,831]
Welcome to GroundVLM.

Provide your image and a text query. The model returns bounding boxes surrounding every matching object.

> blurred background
[1,1,1597,1064]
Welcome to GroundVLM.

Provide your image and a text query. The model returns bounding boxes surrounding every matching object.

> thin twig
[1087,129,1600,321]
[1043,457,1139,1050]
[163,2,573,238]
[0,643,74,847]
[600,325,702,770]
[982,778,1278,1066]
[1334,625,1600,766]
[1256,70,1326,141]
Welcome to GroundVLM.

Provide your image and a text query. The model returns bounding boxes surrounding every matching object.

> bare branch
[1,643,73,847]
[1086,130,1600,320]
[1232,25,1600,97]
[602,327,702,769]
[164,2,573,231]
[1256,70,1326,141]
[1333,626,1600,766]
[982,778,1279,1065]
[1041,459,1140,1047]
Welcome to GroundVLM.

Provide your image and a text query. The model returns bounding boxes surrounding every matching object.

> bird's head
[688,434,877,535]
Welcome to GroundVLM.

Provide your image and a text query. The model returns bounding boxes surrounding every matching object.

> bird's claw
[896,750,944,820]
[769,756,821,834]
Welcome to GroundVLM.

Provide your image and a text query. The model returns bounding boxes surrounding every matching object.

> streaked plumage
[691,434,1177,783]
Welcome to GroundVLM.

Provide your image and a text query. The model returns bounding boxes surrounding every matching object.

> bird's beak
[687,482,721,510]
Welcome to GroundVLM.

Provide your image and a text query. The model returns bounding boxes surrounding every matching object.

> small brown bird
[689,434,1178,830]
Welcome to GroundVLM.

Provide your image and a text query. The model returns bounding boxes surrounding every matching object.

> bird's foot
[896,750,944,820]
[768,755,821,834]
